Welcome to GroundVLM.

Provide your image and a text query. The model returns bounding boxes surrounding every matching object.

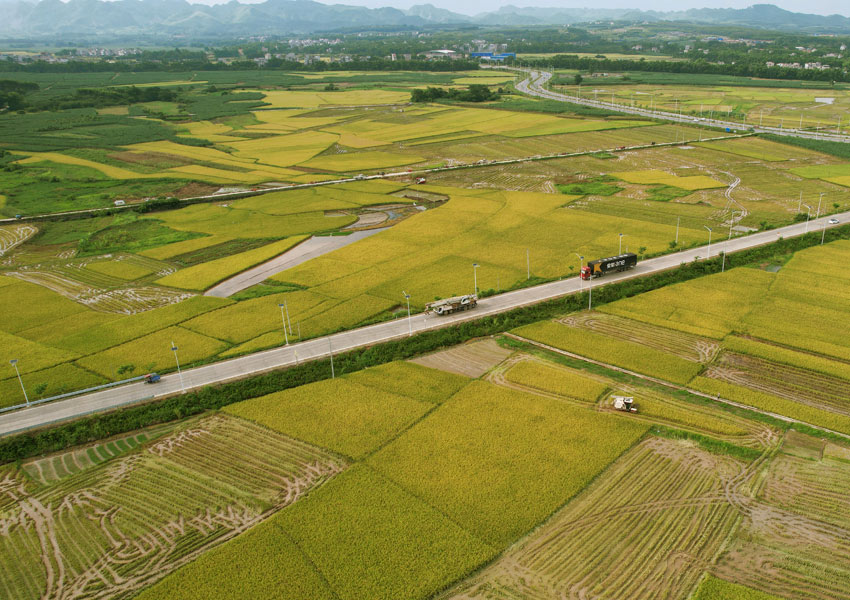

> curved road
[512,68,850,143]
[1,211,847,437]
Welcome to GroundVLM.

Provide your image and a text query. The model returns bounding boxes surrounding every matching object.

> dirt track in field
[559,312,721,363]
[0,415,345,600]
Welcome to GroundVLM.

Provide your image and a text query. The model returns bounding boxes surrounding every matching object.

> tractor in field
[612,396,637,412]
[426,294,478,316]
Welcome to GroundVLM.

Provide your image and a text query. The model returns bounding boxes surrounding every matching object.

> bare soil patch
[411,338,513,378]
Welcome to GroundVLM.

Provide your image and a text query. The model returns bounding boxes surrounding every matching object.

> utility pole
[704,226,713,258]
[403,291,412,337]
[9,359,28,407]
[171,341,186,394]
[328,337,335,378]
[278,303,289,346]
[472,263,479,295]
[803,204,812,233]
[574,253,584,292]
[675,216,680,245]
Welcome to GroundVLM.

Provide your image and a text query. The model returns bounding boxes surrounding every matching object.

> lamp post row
[11,215,838,403]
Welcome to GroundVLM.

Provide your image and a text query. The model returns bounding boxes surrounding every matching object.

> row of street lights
[8,340,188,407]
[12,210,839,406]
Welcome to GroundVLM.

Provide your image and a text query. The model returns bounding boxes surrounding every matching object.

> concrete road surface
[205,228,387,298]
[1,212,847,437]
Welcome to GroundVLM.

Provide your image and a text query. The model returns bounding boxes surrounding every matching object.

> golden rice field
[2,83,850,404]
[6,75,850,600]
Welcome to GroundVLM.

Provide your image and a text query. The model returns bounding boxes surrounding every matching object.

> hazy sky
[188,0,850,17]
[328,1,850,16]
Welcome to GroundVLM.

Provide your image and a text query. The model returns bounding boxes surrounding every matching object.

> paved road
[2,211,847,437]
[205,228,387,298]
[511,68,850,143]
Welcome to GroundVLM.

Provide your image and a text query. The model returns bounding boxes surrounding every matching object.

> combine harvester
[612,396,638,413]
[426,294,478,316]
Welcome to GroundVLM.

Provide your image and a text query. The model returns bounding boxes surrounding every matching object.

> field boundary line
[504,332,850,442]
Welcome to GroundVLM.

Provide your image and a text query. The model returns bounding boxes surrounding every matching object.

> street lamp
[402,291,412,337]
[619,233,625,254]
[704,226,712,258]
[171,341,186,394]
[9,359,29,407]
[822,218,828,245]
[278,303,289,346]
[803,204,812,233]
[472,263,480,295]
[574,253,584,291]
[817,192,824,220]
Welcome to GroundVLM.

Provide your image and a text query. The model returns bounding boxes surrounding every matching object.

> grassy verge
[650,425,763,462]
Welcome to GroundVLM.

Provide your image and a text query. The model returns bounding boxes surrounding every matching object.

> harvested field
[0,414,345,600]
[705,352,850,417]
[410,338,513,377]
[761,442,850,530]
[0,224,37,257]
[7,269,193,313]
[445,437,744,600]
[21,421,179,485]
[5,253,188,314]
[712,434,850,600]
[560,311,721,363]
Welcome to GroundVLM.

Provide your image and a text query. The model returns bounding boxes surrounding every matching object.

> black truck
[581,253,637,280]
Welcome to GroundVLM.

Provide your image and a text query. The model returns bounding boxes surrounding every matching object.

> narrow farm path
[204,227,387,298]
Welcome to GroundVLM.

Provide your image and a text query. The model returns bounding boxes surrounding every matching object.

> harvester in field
[612,396,637,413]
[425,294,478,316]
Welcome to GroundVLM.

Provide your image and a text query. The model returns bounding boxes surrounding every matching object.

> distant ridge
[1,1,849,39]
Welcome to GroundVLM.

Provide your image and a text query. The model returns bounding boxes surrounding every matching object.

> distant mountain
[662,4,850,30]
[469,3,849,30]
[1,1,850,40]
[0,0,428,38]
[405,4,469,24]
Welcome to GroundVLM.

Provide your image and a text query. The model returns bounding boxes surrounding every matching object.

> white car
[829,218,840,224]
